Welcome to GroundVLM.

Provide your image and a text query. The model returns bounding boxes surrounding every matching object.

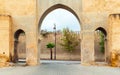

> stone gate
[0,0,120,66]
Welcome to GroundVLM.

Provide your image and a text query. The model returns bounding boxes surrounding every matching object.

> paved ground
[0,60,120,75]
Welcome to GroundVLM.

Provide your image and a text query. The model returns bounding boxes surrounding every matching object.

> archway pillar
[26,31,39,66]
[107,14,120,64]
[81,30,95,65]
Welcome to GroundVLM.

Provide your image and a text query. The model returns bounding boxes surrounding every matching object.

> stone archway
[1,0,119,66]
[38,4,81,31]
[94,27,107,62]
[38,4,82,62]
[13,29,26,63]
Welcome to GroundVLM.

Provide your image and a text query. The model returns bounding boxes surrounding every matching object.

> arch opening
[13,29,26,63]
[38,4,81,32]
[38,4,81,62]
[95,27,107,37]
[94,27,107,62]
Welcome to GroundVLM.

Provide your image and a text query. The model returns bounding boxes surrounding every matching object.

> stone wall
[40,32,81,60]
[108,14,120,55]
[0,0,120,65]
[41,32,105,61]
[0,15,11,59]
[17,32,105,61]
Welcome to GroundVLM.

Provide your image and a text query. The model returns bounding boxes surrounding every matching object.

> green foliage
[46,43,55,60]
[99,31,105,54]
[46,43,55,49]
[60,28,79,53]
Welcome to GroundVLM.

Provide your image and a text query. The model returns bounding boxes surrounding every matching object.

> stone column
[108,15,120,53]
[26,31,39,66]
[0,15,12,61]
[107,14,120,65]
[81,31,95,64]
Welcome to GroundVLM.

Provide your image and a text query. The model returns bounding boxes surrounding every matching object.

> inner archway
[38,4,81,63]
[94,27,107,62]
[14,29,26,63]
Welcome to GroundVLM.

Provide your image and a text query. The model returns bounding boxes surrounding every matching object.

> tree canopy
[60,28,79,53]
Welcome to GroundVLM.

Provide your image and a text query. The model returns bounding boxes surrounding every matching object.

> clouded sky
[40,8,81,31]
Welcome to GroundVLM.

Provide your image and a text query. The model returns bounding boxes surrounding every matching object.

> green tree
[99,31,105,54]
[60,28,79,53]
[46,43,55,60]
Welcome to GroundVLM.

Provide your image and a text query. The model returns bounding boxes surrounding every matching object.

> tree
[99,31,105,54]
[46,43,55,60]
[60,28,79,53]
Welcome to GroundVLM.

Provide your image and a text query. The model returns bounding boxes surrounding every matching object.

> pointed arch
[95,27,107,36]
[38,4,81,33]
[94,27,107,62]
[13,29,26,63]
[14,29,25,40]
[38,4,81,61]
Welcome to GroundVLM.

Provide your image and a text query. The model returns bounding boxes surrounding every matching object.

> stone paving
[0,60,120,75]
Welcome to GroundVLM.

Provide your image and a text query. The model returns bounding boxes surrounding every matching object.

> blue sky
[40,8,81,31]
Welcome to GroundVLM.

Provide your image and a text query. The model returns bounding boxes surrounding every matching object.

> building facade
[0,0,120,65]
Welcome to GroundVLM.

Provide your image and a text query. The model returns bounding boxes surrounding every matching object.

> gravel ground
[0,60,120,75]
